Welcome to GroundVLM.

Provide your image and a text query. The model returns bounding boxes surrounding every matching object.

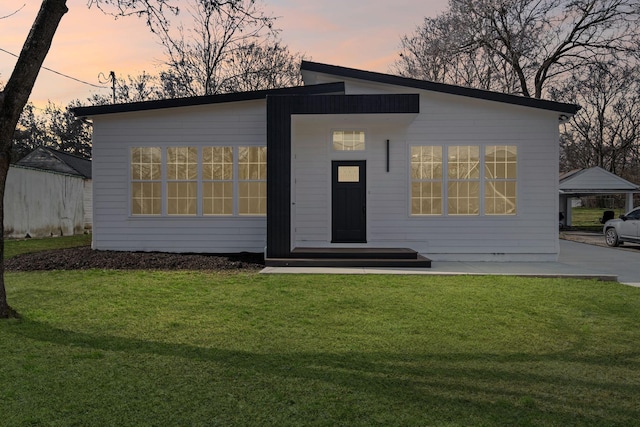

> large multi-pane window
[238,146,267,215]
[410,145,517,216]
[485,146,517,215]
[333,130,365,151]
[167,147,198,215]
[448,146,480,215]
[130,146,266,216]
[203,147,233,215]
[131,147,162,215]
[410,146,443,215]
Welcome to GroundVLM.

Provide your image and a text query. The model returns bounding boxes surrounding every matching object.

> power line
[0,46,107,89]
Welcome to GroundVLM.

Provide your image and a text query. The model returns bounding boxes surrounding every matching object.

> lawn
[570,207,626,230]
[2,266,640,425]
[4,233,91,259]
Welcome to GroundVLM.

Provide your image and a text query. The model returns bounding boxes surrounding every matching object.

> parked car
[603,207,640,247]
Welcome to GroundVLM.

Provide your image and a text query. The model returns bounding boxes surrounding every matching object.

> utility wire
[0,47,107,89]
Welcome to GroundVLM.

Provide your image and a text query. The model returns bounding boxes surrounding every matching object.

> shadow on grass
[9,318,640,425]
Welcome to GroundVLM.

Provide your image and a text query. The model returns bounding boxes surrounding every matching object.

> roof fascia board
[9,163,87,179]
[72,82,346,117]
[301,61,580,115]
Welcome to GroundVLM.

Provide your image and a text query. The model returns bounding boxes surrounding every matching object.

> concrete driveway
[557,239,640,286]
[263,236,640,287]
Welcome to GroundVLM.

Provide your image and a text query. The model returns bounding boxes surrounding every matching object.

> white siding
[83,179,93,230]
[5,166,86,238]
[91,74,565,260]
[91,101,266,253]
[292,86,561,261]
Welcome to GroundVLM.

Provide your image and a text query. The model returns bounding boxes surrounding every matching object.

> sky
[1,0,448,107]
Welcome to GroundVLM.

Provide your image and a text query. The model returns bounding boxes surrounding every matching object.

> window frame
[166,146,198,216]
[410,146,443,216]
[238,146,267,216]
[447,145,480,216]
[484,145,518,216]
[130,146,162,216]
[202,146,234,216]
[331,130,367,152]
[409,144,518,217]
[128,145,267,218]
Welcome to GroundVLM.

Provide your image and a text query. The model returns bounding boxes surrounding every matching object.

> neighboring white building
[5,147,92,238]
[73,61,579,265]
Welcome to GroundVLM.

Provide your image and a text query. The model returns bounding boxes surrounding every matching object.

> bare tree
[0,0,68,318]
[553,63,640,177]
[156,0,276,97]
[88,72,166,104]
[1,0,258,318]
[44,101,93,158]
[220,39,305,92]
[11,103,49,161]
[395,0,640,98]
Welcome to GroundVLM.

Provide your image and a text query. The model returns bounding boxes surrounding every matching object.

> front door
[332,161,366,243]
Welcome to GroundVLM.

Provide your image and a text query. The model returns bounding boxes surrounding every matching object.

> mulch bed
[5,246,265,272]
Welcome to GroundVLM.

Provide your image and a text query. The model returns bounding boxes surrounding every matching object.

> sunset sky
[1,0,448,107]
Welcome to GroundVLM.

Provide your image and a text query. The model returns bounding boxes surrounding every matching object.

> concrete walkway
[261,239,640,287]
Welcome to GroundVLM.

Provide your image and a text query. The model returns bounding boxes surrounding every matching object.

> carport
[559,166,640,227]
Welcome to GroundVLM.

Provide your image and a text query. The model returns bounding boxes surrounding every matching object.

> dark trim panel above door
[266,93,420,259]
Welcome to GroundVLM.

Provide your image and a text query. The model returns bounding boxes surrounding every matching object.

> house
[5,147,92,238]
[559,167,639,227]
[72,61,579,265]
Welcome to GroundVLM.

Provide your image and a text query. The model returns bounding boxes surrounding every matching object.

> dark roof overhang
[72,82,346,117]
[301,61,581,116]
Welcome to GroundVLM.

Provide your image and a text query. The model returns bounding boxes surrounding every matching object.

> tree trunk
[0,0,68,318]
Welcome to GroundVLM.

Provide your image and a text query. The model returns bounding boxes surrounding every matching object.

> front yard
[2,263,639,425]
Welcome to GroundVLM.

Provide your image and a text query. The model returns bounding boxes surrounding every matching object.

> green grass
[570,207,626,230]
[2,270,640,426]
[4,234,91,259]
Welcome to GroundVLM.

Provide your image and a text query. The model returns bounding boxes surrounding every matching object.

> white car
[603,207,640,247]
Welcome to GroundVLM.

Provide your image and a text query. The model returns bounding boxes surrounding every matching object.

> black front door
[332,161,366,243]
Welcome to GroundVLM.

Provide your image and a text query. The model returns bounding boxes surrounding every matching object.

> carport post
[626,193,634,212]
[565,197,573,227]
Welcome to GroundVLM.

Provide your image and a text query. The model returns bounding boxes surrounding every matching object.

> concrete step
[265,254,432,268]
[290,247,421,260]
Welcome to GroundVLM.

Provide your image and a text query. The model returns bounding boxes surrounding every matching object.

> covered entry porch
[264,93,429,267]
